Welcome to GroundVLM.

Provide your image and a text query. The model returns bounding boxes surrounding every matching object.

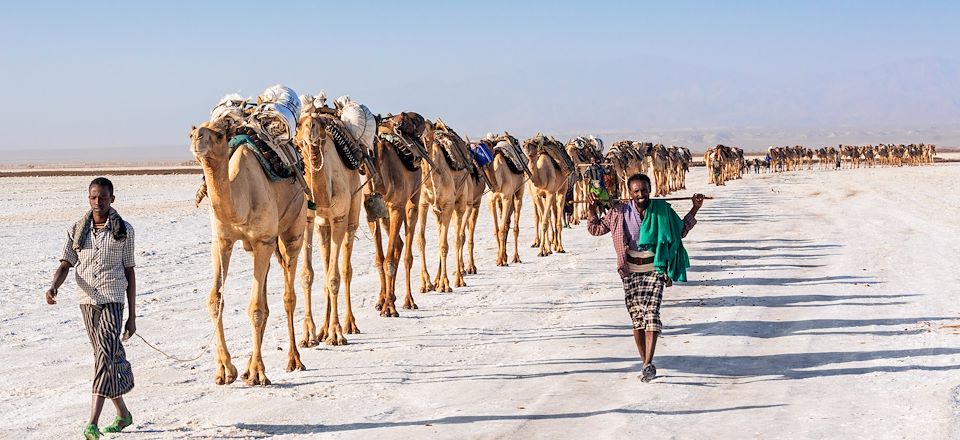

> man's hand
[585,190,598,215]
[124,318,136,341]
[691,193,705,210]
[45,288,57,305]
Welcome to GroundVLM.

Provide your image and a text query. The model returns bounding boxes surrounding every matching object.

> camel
[481,133,527,266]
[523,134,573,257]
[190,116,307,386]
[649,144,671,195]
[295,111,362,347]
[417,119,474,293]
[367,113,425,317]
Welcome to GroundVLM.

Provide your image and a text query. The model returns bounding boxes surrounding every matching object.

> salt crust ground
[1,165,959,439]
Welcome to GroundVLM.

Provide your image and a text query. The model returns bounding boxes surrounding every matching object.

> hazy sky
[2,1,958,154]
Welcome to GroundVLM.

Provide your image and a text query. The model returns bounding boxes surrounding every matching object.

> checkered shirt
[59,220,136,305]
[587,201,695,279]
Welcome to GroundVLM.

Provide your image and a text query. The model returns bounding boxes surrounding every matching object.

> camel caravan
[704,144,745,186]
[186,85,703,385]
[766,144,937,173]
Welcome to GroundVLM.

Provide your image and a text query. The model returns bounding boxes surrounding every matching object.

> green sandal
[101,414,132,433]
[84,423,101,439]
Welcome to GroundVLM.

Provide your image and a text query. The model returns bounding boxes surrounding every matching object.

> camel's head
[296,113,326,171]
[190,119,230,161]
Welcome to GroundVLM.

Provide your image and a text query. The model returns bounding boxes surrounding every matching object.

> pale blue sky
[1,1,958,154]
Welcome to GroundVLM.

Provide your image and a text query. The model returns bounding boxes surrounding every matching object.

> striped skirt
[81,303,134,398]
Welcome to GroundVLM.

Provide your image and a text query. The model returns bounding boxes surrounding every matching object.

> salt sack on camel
[335,95,377,151]
[245,85,302,171]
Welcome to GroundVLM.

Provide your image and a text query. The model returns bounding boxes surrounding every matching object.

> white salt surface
[2,165,959,439]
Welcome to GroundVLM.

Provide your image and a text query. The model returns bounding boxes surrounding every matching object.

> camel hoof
[214,363,238,385]
[346,325,360,335]
[531,243,539,248]
[466,266,477,274]
[323,336,347,346]
[557,249,566,254]
[402,302,419,310]
[286,358,305,372]
[455,279,466,288]
[241,371,270,386]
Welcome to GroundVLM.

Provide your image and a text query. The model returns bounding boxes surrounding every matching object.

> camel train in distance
[767,144,936,172]
[188,85,700,385]
[704,143,938,187]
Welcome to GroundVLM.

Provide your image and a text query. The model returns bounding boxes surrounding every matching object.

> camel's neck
[199,146,248,225]
[527,154,548,187]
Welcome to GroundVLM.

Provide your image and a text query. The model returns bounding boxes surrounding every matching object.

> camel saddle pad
[228,133,302,182]
[542,142,575,174]
[493,141,526,175]
[317,115,363,171]
[434,131,471,172]
[378,127,421,172]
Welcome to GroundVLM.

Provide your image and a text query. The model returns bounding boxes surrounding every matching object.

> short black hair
[89,177,114,196]
[626,173,651,188]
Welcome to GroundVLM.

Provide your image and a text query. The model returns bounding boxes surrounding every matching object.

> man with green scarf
[587,173,704,382]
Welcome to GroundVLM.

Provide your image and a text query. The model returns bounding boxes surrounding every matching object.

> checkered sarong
[622,271,665,332]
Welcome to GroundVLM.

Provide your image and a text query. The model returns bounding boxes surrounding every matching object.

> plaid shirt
[588,201,695,279]
[59,220,136,305]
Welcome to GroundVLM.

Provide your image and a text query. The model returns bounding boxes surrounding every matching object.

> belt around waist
[626,254,654,266]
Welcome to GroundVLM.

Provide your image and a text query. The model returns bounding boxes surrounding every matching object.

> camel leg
[315,223,333,343]
[208,237,238,385]
[490,196,506,267]
[417,201,435,293]
[554,193,566,253]
[435,204,454,292]
[534,193,554,257]
[242,243,272,386]
[381,208,403,317]
[402,201,420,309]
[531,192,542,249]
[452,204,468,287]
[511,193,523,264]
[466,202,480,274]
[299,215,319,347]
[341,220,360,334]
[369,219,387,312]
[322,220,347,346]
[278,231,304,372]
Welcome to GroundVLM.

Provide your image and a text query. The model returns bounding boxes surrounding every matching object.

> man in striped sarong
[46,177,137,440]
[587,173,704,382]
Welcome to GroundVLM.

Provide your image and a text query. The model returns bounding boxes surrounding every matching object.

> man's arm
[124,266,136,338]
[46,260,73,305]
[680,193,705,238]
[585,191,611,236]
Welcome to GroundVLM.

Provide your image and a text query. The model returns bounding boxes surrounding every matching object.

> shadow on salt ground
[692,275,880,287]
[353,323,628,349]
[687,263,826,272]
[699,238,813,244]
[658,347,960,382]
[664,293,919,308]
[693,244,842,252]
[692,253,835,261]
[232,404,787,435]
[664,316,954,339]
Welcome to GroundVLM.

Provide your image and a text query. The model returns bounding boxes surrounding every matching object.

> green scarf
[637,200,689,282]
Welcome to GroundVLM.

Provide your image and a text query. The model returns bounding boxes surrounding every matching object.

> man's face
[88,185,114,216]
[628,179,651,204]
